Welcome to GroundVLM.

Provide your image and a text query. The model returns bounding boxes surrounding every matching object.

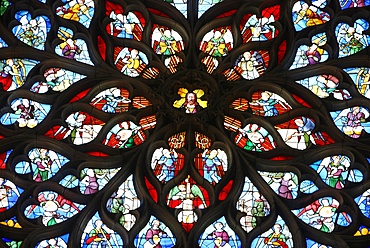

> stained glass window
[1,0,370,247]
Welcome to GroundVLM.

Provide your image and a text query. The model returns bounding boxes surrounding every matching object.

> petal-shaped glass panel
[135,216,176,247]
[13,11,51,50]
[198,216,241,248]
[81,212,123,247]
[25,191,85,226]
[56,0,94,28]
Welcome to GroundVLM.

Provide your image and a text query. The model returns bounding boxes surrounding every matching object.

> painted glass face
[1,0,370,247]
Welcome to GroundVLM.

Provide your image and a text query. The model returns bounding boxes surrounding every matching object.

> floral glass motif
[1,0,370,247]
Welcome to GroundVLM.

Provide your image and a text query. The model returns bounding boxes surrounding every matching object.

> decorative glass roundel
[1,0,370,247]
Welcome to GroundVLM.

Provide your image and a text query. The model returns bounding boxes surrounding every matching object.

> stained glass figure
[56,0,94,28]
[56,27,93,65]
[166,176,209,231]
[36,235,68,248]
[52,112,104,145]
[237,176,270,233]
[290,33,328,69]
[114,47,148,77]
[292,0,330,31]
[199,27,232,73]
[249,91,291,116]
[103,120,152,149]
[295,74,351,99]
[81,212,123,247]
[106,175,140,230]
[336,19,370,57]
[90,87,131,113]
[0,58,38,91]
[198,216,241,248]
[0,178,22,212]
[0,98,51,128]
[240,5,280,43]
[151,147,184,183]
[292,197,351,233]
[13,10,51,50]
[275,116,331,150]
[251,216,293,247]
[134,216,176,247]
[106,1,144,40]
[224,50,269,81]
[79,168,120,194]
[309,155,360,189]
[31,67,86,93]
[25,191,84,226]
[173,88,208,113]
[195,148,227,185]
[331,106,370,138]
[235,123,276,152]
[259,171,298,199]
[14,148,69,182]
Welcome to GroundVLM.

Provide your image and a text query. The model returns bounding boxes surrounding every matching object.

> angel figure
[167,177,207,224]
[57,0,94,27]
[316,155,351,189]
[106,175,140,230]
[114,48,148,77]
[336,20,370,57]
[152,27,183,55]
[201,149,227,185]
[249,91,291,116]
[333,106,369,138]
[152,147,182,183]
[109,11,143,40]
[0,98,50,128]
[28,148,62,182]
[241,14,276,42]
[0,58,27,91]
[91,87,131,113]
[13,11,50,49]
[292,0,329,30]
[26,192,81,226]
[54,112,103,145]
[104,121,145,149]
[0,178,21,213]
